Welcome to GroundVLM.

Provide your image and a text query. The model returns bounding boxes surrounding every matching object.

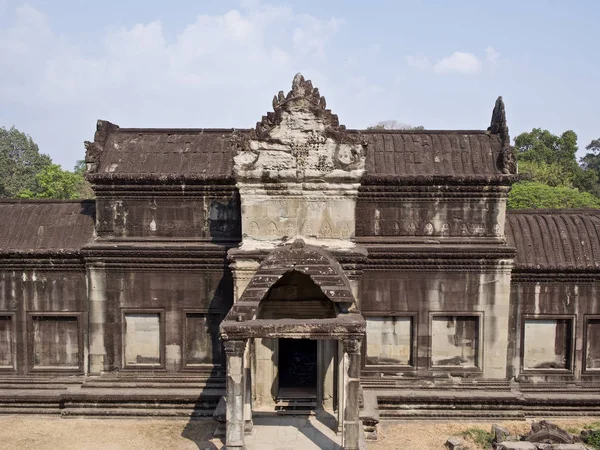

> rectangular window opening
[124,313,161,367]
[0,316,13,369]
[585,319,600,371]
[431,315,479,368]
[32,316,79,370]
[185,313,222,367]
[365,316,413,367]
[523,318,572,371]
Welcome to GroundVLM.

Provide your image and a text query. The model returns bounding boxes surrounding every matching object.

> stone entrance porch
[220,241,365,450]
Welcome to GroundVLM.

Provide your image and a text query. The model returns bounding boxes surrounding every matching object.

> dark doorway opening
[279,339,317,391]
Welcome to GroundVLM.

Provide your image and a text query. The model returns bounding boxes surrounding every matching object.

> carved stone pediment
[234,73,366,183]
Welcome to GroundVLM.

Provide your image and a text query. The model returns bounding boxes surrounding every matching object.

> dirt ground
[0,416,223,450]
[369,418,600,450]
[0,415,598,450]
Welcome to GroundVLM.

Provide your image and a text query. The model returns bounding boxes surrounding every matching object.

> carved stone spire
[253,73,343,140]
[489,96,517,175]
[489,96,509,139]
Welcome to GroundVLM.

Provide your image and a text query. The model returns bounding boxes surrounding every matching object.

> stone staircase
[275,388,317,415]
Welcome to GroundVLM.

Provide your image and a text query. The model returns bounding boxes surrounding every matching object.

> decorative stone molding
[234,74,366,184]
[84,120,120,173]
[343,339,362,355]
[224,340,246,357]
[233,74,366,249]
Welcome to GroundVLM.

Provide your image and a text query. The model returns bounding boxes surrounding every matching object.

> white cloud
[486,45,500,64]
[434,52,481,74]
[405,53,431,70]
[0,2,355,168]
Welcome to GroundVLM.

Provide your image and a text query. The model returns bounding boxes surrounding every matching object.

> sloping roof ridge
[348,129,490,135]
[115,127,251,134]
[508,208,600,215]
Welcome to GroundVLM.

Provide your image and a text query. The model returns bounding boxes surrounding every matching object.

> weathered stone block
[496,442,537,450]
[445,437,465,449]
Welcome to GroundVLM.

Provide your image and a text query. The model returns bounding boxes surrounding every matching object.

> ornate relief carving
[441,223,450,236]
[320,221,333,238]
[267,222,278,237]
[233,73,366,183]
[373,209,381,236]
[343,338,361,355]
[285,222,296,237]
[424,222,434,236]
[339,222,351,238]
[224,340,246,356]
[407,222,417,236]
[248,222,259,236]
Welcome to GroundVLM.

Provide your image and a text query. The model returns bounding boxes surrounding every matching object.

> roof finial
[489,96,509,141]
[489,96,517,175]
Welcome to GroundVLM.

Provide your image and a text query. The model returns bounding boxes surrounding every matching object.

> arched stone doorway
[220,240,365,450]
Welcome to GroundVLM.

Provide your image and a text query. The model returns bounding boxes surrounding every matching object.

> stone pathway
[245,416,342,450]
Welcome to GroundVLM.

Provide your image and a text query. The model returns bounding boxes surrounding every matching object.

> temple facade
[1,74,600,449]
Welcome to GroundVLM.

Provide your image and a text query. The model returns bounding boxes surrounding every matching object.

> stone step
[275,395,317,416]
[60,407,215,417]
[275,400,317,407]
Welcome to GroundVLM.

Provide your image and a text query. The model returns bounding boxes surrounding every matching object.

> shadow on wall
[180,253,233,449]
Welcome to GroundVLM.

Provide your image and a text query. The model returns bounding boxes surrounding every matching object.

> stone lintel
[220,316,365,341]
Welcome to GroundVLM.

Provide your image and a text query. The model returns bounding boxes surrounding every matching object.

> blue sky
[1,0,598,169]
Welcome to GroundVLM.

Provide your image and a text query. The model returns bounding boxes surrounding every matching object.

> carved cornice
[0,255,85,271]
[363,247,515,272]
[92,184,238,198]
[358,184,510,200]
[357,237,508,245]
[82,243,233,270]
[87,173,235,185]
[363,174,519,186]
[511,272,600,283]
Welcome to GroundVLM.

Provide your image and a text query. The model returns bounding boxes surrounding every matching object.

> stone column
[87,264,107,374]
[225,339,246,450]
[342,338,362,450]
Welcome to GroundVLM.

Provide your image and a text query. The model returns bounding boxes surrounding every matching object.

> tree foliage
[18,164,89,200]
[367,120,424,130]
[581,138,600,188]
[0,125,90,200]
[508,181,600,210]
[0,126,52,197]
[509,128,600,209]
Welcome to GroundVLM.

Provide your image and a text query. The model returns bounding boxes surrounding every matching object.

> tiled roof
[90,128,241,181]
[360,130,504,178]
[86,125,506,181]
[0,200,95,254]
[506,209,600,271]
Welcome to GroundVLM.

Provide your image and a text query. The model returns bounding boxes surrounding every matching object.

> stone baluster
[342,338,362,450]
[224,339,246,450]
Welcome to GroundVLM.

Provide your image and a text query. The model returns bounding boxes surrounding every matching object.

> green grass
[458,428,494,449]
[586,430,600,450]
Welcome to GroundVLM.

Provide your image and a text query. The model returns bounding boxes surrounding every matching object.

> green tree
[0,126,52,197]
[508,181,600,210]
[581,138,600,185]
[18,164,88,200]
[514,128,599,194]
[367,120,424,130]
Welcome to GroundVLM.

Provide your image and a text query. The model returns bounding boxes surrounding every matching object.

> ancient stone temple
[1,74,600,449]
